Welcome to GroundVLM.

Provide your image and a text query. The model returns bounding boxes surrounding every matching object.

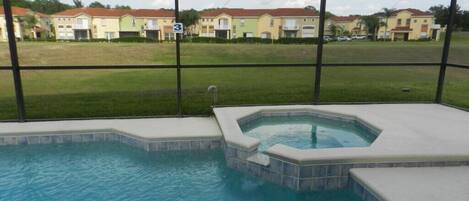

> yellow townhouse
[329,15,367,36]
[0,6,51,41]
[377,8,441,41]
[52,8,124,40]
[198,8,319,40]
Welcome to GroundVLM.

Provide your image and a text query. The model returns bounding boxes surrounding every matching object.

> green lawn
[0,34,468,120]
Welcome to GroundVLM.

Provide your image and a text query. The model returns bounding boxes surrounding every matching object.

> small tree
[16,14,38,39]
[73,0,83,8]
[361,15,380,40]
[179,9,200,36]
[329,24,344,37]
[382,8,396,41]
[88,1,106,8]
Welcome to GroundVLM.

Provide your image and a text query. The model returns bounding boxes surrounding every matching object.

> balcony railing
[215,24,230,30]
[74,24,89,30]
[282,25,299,31]
[145,24,160,30]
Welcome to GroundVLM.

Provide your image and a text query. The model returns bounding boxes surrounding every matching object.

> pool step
[247,153,270,167]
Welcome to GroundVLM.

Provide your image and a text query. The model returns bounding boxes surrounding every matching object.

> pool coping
[0,117,224,151]
[214,104,469,165]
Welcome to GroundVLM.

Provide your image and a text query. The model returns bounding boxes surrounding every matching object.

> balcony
[145,24,160,30]
[215,24,230,30]
[74,24,89,30]
[282,25,299,31]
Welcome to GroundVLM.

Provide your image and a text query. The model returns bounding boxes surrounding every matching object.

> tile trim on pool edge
[0,129,223,152]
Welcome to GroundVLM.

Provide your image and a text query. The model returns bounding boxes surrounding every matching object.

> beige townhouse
[378,8,441,41]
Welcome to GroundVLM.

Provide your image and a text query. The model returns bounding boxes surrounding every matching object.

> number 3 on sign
[173,23,184,34]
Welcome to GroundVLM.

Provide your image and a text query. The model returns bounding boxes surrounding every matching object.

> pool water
[0,143,362,201]
[240,115,378,151]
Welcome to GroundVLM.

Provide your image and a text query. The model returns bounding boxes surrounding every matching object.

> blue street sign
[173,23,184,34]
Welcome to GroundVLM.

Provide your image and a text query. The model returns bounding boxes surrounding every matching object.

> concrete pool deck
[214,104,469,165]
[350,167,469,201]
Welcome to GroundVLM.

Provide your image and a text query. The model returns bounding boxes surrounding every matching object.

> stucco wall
[92,17,120,39]
[232,17,257,38]
[257,15,281,39]
[120,15,144,33]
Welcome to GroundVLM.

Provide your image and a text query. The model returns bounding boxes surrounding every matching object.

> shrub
[110,37,157,43]
[276,37,320,44]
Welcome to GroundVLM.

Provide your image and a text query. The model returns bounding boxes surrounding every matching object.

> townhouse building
[377,8,441,41]
[329,16,367,36]
[198,8,319,39]
[52,8,175,41]
[0,6,51,41]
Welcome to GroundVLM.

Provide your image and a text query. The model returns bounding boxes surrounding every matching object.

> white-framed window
[165,33,175,40]
[105,32,114,40]
[243,32,253,38]
[240,19,245,27]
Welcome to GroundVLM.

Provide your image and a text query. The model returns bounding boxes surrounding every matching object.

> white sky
[61,0,469,15]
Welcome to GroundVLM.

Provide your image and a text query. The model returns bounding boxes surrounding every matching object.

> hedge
[22,36,320,44]
[182,37,320,44]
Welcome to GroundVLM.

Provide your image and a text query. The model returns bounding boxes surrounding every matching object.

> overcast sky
[61,0,469,15]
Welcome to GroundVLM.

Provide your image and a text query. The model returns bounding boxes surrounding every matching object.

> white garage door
[302,26,315,38]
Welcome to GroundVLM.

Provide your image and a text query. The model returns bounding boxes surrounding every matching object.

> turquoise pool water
[0,143,362,201]
[241,115,378,151]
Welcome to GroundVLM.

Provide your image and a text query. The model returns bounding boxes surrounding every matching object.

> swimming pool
[0,143,362,201]
[240,115,378,151]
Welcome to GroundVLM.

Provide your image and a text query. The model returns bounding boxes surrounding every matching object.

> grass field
[0,33,468,120]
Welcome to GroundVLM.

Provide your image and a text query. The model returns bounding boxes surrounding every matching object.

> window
[270,19,274,27]
[232,25,236,33]
[406,19,411,26]
[414,19,418,23]
[202,26,207,33]
[101,18,106,27]
[66,25,72,28]
[424,19,428,23]
[304,19,307,22]
[243,32,253,38]
[240,19,245,27]
[261,32,271,39]
[105,32,114,39]
[397,19,402,26]
[164,33,175,40]
[208,26,214,33]
[58,25,64,28]
[132,17,136,27]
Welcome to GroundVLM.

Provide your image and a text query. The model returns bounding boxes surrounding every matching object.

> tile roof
[53,8,175,17]
[201,8,318,17]
[394,8,432,17]
[53,8,127,17]
[330,16,359,22]
[0,6,47,17]
[129,9,174,17]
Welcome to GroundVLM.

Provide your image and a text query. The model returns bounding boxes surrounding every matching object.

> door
[216,30,228,39]
[146,30,159,40]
